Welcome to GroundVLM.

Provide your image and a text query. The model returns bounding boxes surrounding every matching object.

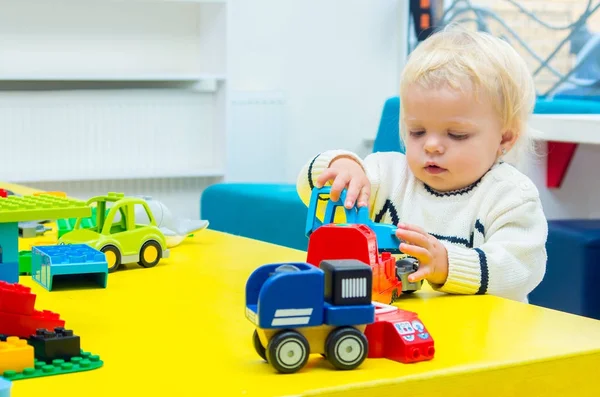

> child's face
[402,83,504,192]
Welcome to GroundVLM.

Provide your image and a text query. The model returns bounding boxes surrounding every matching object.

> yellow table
[4,184,600,397]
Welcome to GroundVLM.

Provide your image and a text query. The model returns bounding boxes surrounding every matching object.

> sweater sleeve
[430,193,548,302]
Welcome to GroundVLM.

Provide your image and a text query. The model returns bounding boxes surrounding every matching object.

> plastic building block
[31,244,108,291]
[246,260,375,374]
[320,259,372,306]
[0,311,65,340]
[0,265,17,285]
[18,252,31,276]
[0,337,35,373]
[307,223,416,304]
[0,281,65,338]
[59,192,169,273]
[28,328,81,362]
[0,223,19,283]
[0,377,10,397]
[364,303,435,363]
[33,191,66,198]
[56,207,98,239]
[0,194,91,224]
[0,282,35,315]
[1,349,103,381]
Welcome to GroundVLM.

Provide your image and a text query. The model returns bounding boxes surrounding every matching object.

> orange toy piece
[0,336,35,373]
[33,191,66,198]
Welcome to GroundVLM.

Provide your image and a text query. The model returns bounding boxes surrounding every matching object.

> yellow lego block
[0,337,35,373]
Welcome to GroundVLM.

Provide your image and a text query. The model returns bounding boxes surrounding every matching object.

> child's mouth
[425,165,446,174]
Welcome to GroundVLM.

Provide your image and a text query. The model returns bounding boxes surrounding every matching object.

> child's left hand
[395,223,449,285]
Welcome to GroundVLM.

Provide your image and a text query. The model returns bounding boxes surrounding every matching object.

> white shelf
[362,114,600,148]
[529,114,600,145]
[0,74,227,82]
[9,169,226,184]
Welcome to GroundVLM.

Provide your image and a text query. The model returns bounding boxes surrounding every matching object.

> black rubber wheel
[266,330,310,374]
[325,327,368,370]
[101,245,122,273]
[253,329,267,362]
[138,240,162,268]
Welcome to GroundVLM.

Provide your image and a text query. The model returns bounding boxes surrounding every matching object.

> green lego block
[1,350,103,381]
[56,207,98,238]
[18,251,31,275]
[0,195,91,223]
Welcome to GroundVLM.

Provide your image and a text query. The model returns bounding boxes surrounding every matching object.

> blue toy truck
[245,260,376,373]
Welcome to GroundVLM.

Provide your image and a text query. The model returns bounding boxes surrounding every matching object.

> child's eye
[448,132,469,140]
[409,130,425,137]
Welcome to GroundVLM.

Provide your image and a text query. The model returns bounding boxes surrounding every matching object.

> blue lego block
[31,244,108,291]
[245,262,325,329]
[0,378,10,397]
[0,262,18,284]
[0,223,19,282]
[529,219,600,319]
[323,303,375,326]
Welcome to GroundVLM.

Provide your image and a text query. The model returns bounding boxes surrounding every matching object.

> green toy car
[58,192,170,272]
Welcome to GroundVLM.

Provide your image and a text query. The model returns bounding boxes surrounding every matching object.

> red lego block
[0,281,65,338]
[0,281,36,316]
[364,303,435,363]
[0,310,65,339]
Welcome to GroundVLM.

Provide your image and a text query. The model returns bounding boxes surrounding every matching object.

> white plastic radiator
[0,89,224,183]
[226,91,288,183]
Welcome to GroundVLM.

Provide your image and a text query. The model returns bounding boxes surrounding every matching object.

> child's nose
[424,137,444,154]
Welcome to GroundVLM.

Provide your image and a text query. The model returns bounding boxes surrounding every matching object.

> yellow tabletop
[3,184,600,397]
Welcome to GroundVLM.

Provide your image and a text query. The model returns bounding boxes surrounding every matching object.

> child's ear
[500,128,518,152]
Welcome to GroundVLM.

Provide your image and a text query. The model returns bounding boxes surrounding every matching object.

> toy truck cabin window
[103,204,128,235]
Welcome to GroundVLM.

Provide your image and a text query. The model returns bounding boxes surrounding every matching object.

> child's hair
[399,24,538,166]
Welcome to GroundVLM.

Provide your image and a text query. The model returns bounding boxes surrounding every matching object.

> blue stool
[529,219,600,319]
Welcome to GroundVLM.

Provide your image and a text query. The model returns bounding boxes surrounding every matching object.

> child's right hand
[315,157,371,209]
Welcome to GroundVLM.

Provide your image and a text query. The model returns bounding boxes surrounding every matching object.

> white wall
[227,0,408,182]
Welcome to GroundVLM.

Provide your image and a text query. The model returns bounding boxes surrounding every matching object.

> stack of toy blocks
[31,244,108,291]
[0,281,65,338]
[0,194,91,283]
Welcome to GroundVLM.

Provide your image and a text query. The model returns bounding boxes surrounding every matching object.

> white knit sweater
[296,149,548,303]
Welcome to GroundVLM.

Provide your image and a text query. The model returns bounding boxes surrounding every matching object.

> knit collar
[423,178,482,197]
